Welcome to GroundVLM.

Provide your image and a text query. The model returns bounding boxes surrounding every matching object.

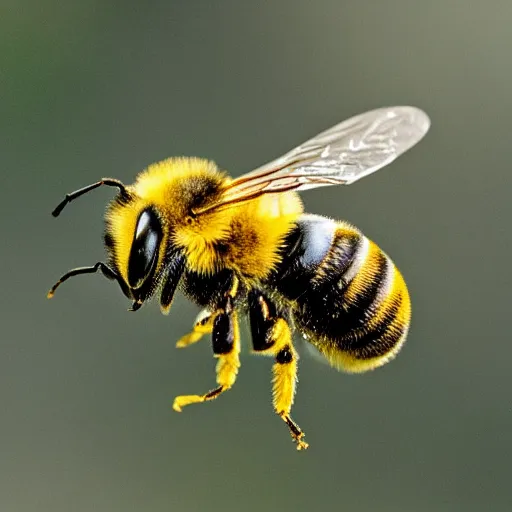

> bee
[48,106,430,451]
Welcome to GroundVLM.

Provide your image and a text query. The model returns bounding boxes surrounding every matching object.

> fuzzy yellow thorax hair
[106,157,303,282]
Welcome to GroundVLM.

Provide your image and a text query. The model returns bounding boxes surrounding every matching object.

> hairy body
[49,106,428,450]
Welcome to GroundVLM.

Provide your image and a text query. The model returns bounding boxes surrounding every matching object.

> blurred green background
[2,1,512,511]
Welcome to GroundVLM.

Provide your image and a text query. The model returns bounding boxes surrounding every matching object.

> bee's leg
[249,291,308,451]
[173,294,241,412]
[175,309,215,348]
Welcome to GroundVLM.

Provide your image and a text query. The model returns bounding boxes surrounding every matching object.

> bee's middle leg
[173,295,241,412]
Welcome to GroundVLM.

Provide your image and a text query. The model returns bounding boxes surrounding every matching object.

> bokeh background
[3,1,512,511]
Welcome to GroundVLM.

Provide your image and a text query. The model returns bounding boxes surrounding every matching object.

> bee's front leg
[175,309,215,348]
[173,280,241,412]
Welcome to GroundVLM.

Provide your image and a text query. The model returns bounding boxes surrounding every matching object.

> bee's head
[104,197,172,309]
[103,157,227,305]
[48,157,226,312]
[48,174,184,312]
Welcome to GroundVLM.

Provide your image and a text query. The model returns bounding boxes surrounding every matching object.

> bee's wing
[195,106,430,214]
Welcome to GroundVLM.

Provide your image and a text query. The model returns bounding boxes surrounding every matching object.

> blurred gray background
[2,1,511,511]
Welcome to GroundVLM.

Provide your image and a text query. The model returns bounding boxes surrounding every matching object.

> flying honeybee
[48,106,430,451]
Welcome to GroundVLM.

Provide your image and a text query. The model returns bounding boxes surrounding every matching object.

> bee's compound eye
[128,208,162,289]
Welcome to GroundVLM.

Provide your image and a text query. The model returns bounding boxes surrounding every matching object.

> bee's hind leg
[249,290,308,451]
[173,296,241,412]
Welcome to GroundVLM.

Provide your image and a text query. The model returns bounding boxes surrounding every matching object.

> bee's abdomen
[272,216,411,373]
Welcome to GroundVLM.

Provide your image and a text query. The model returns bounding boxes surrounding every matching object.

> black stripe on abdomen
[295,232,388,341]
[292,225,411,371]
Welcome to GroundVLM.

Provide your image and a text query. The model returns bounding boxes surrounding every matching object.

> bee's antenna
[47,261,132,300]
[52,178,130,217]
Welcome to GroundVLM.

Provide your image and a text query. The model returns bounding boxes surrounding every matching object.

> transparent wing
[195,106,430,214]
